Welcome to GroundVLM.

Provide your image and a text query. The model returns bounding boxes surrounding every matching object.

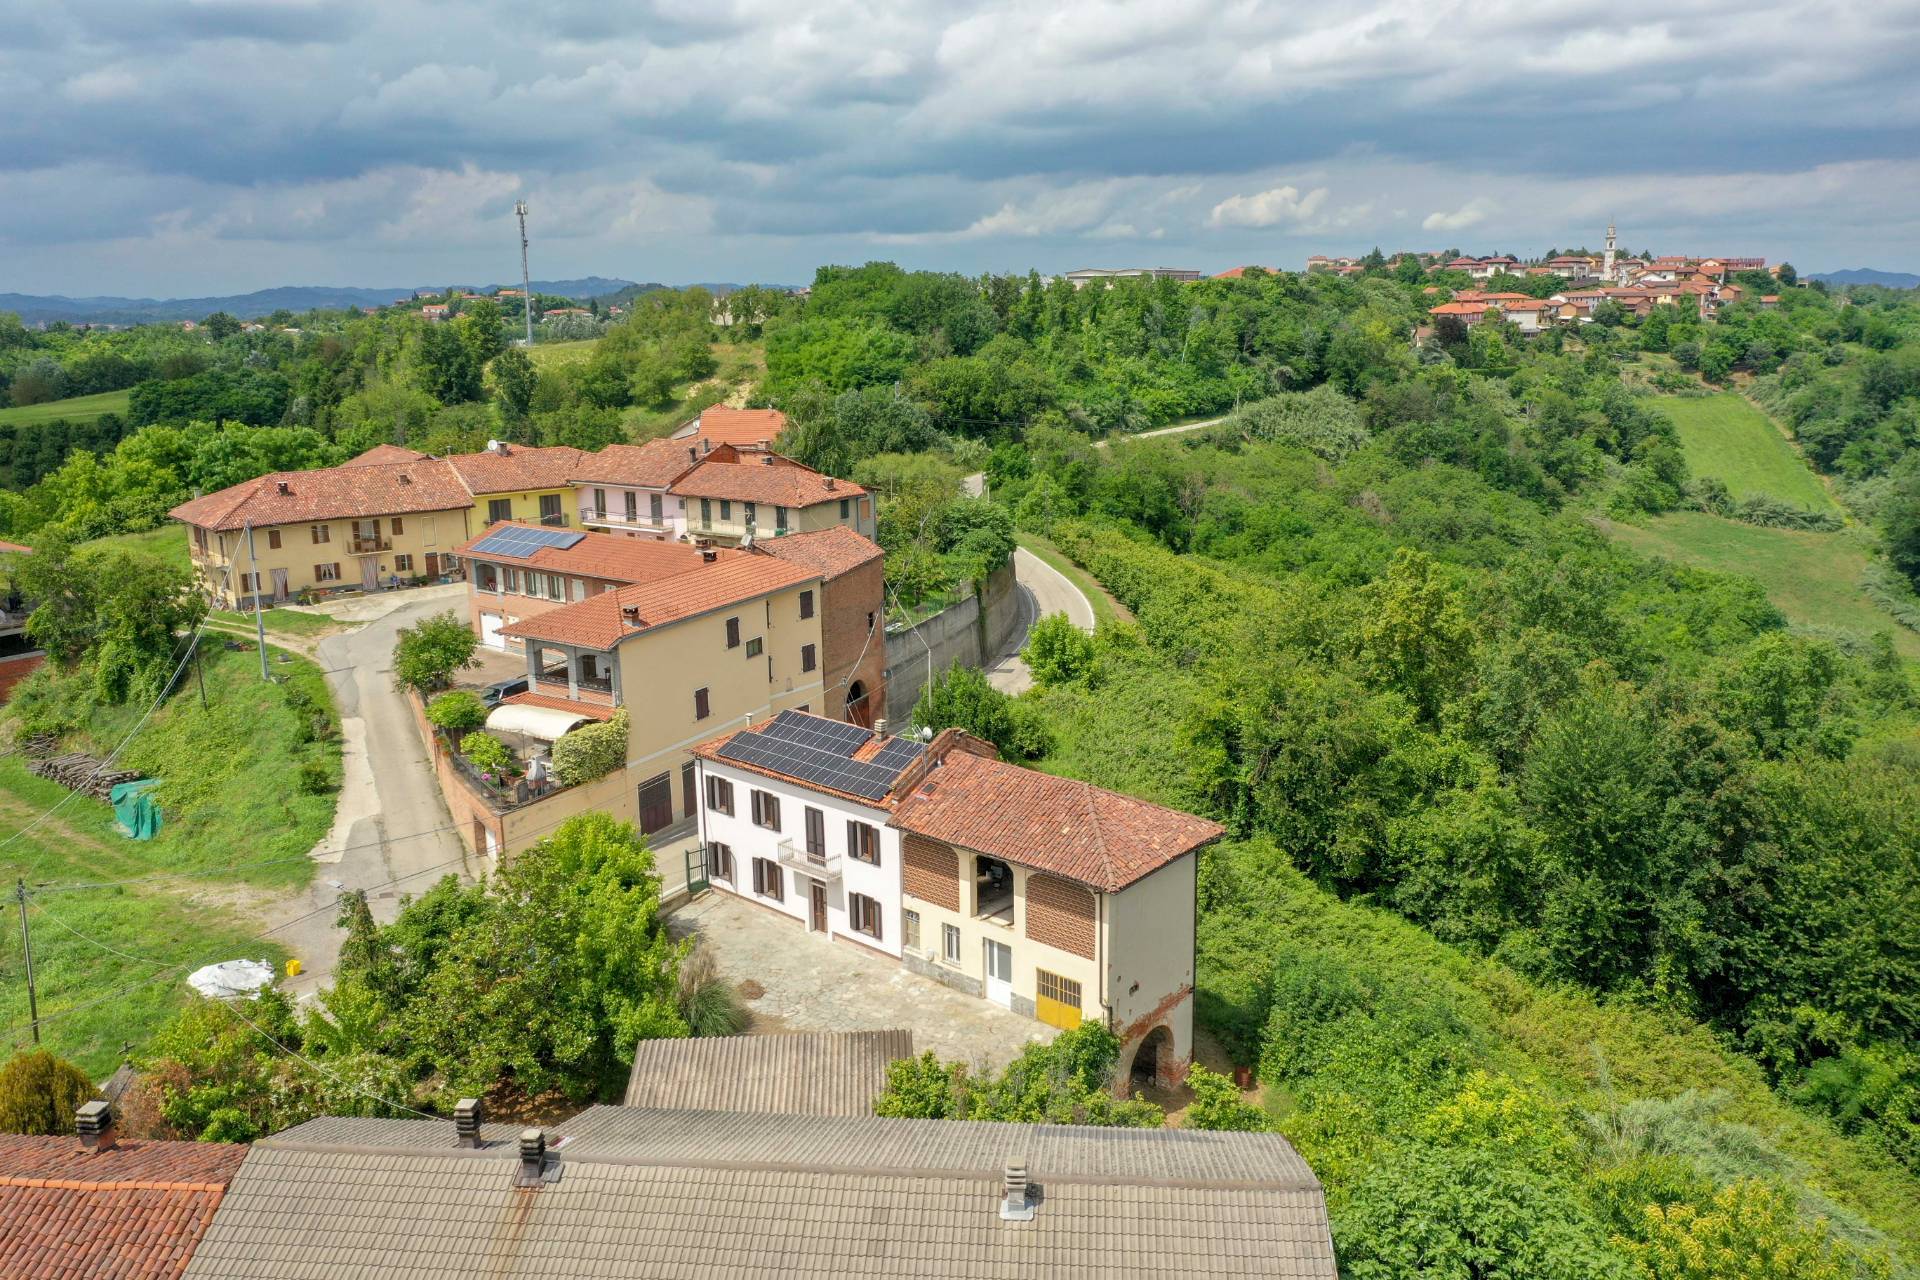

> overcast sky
[6,0,1920,296]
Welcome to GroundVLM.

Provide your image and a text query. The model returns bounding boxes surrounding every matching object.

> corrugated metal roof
[188,1106,1336,1279]
[622,1030,912,1115]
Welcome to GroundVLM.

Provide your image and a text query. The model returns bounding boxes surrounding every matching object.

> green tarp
[110,778,162,841]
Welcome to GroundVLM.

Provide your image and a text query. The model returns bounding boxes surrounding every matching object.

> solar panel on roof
[869,738,927,772]
[469,525,586,558]
[759,710,874,757]
[715,733,902,801]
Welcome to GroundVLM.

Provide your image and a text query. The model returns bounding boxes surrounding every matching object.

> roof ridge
[0,1175,229,1193]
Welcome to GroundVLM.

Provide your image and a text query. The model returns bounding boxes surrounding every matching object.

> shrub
[1021,612,1095,687]
[551,709,629,786]
[875,1023,1161,1127]
[1183,1064,1269,1131]
[675,945,749,1038]
[296,758,335,794]
[425,690,489,733]
[391,611,479,693]
[1733,494,1844,531]
[0,1050,99,1135]
[910,660,1050,759]
[462,733,513,775]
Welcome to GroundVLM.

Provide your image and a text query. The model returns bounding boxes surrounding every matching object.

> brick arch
[1025,873,1095,959]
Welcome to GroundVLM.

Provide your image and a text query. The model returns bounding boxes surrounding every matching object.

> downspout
[1098,889,1111,1032]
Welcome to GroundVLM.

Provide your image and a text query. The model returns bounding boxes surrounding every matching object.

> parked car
[480,676,529,708]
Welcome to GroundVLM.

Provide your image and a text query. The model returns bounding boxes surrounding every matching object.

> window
[750,789,781,831]
[694,686,710,720]
[849,893,883,940]
[746,637,763,658]
[539,494,563,525]
[310,524,330,544]
[394,554,413,572]
[725,617,740,648]
[752,857,783,901]
[478,564,499,592]
[800,643,817,673]
[720,500,732,521]
[776,505,789,531]
[744,501,756,528]
[488,498,513,523]
[847,820,879,865]
[903,910,921,951]
[985,939,1013,984]
[840,498,851,519]
[705,842,734,882]
[239,572,260,593]
[942,923,961,964]
[1037,970,1083,1021]
[705,775,733,815]
[799,590,814,620]
[502,566,520,594]
[649,493,663,523]
[546,573,564,601]
[315,563,340,582]
[804,807,825,858]
[267,529,281,549]
[625,490,639,519]
[593,488,607,515]
[700,498,712,527]
[391,516,404,535]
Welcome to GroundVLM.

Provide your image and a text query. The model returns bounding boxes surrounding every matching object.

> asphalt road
[272,588,478,997]
[984,547,1096,695]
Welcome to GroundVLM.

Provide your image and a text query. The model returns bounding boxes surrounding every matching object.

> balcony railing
[777,838,840,879]
[579,507,670,531]
[349,536,392,553]
[538,512,570,528]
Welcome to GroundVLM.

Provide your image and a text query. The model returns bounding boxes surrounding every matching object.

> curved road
[983,548,1097,695]
[272,587,478,998]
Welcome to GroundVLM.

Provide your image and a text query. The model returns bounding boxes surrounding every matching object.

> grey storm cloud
[4,0,1920,293]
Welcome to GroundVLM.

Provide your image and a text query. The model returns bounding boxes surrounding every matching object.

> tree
[911,660,1049,759]
[875,1023,1161,1126]
[1883,467,1920,588]
[201,311,241,340]
[489,347,537,420]
[1183,1065,1269,1131]
[1356,548,1471,722]
[0,1050,98,1135]
[15,535,203,701]
[424,690,488,733]
[1021,612,1094,687]
[391,610,478,693]
[1616,1179,1891,1280]
[414,323,483,404]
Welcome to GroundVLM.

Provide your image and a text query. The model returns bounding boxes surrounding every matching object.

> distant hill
[1807,268,1920,289]
[0,277,642,325]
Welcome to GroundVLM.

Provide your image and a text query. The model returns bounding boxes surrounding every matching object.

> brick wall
[818,557,886,725]
[0,652,45,704]
[902,834,959,911]
[405,688,504,859]
[1025,872,1096,960]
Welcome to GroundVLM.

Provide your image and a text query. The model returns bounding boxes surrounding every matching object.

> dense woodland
[3,260,1919,1276]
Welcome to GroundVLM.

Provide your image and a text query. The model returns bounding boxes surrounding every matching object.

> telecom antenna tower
[515,200,534,347]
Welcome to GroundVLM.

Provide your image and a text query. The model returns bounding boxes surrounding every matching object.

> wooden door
[637,773,673,834]
[810,881,827,933]
[681,761,696,818]
[425,553,440,579]
[1036,970,1083,1030]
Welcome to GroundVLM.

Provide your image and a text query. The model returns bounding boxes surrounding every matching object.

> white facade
[694,757,903,958]
[575,483,684,540]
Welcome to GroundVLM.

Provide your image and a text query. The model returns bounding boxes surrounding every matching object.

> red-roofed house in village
[691,716,1224,1088]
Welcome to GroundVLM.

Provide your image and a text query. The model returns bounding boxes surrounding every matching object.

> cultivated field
[1659,392,1840,513]
[0,388,132,427]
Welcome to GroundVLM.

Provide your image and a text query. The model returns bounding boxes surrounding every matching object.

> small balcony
[579,507,671,534]
[532,665,617,707]
[777,838,840,880]
[538,512,570,528]
[350,536,392,554]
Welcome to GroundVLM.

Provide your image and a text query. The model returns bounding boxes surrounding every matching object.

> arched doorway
[1130,1026,1171,1091]
[846,680,871,727]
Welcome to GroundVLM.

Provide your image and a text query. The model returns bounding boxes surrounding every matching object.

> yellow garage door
[1035,970,1083,1031]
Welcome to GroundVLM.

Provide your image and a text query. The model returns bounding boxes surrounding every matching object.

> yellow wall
[902,858,1102,1024]
[184,508,472,607]
[472,488,573,526]
[685,496,873,544]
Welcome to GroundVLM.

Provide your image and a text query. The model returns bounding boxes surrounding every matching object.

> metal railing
[777,838,840,878]
[349,536,392,553]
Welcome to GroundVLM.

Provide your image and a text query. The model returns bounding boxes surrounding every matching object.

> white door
[984,939,1013,1009]
[480,612,505,650]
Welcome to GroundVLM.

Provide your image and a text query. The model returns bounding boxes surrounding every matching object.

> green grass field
[78,525,189,571]
[525,338,597,368]
[1605,512,1920,659]
[0,389,132,428]
[209,608,337,637]
[1659,393,1841,513]
[0,641,337,1073]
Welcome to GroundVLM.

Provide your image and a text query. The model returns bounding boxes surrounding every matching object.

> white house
[691,713,1227,1088]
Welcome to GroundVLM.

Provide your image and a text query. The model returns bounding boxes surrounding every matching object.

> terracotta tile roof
[455,523,707,584]
[570,438,699,487]
[0,539,32,554]
[1497,299,1555,311]
[169,459,473,532]
[446,444,585,496]
[500,552,818,649]
[681,407,789,450]
[669,452,865,509]
[0,1135,246,1280]
[755,526,882,580]
[889,749,1225,892]
[1429,302,1489,316]
[343,444,431,467]
[499,690,616,720]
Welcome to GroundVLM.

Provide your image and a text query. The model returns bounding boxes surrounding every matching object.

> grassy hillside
[80,525,189,571]
[525,338,597,368]
[1603,512,1920,659]
[0,389,132,428]
[0,641,337,1074]
[1661,393,1841,513]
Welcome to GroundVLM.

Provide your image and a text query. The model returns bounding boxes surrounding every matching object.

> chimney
[276,481,291,495]
[687,446,698,463]
[873,717,889,739]
[824,477,836,490]
[488,439,508,455]
[1000,1162,1035,1221]
[761,455,775,466]
[701,549,718,564]
[515,1128,547,1187]
[621,604,641,625]
[399,473,412,485]
[702,439,713,454]
[76,1100,115,1153]
[454,1097,483,1148]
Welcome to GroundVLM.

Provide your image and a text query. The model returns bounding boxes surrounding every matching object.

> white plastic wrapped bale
[188,959,277,999]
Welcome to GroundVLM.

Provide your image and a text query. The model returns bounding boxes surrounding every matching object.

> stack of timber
[27,752,142,799]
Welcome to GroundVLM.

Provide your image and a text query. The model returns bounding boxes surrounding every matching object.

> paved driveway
[669,891,1055,1072]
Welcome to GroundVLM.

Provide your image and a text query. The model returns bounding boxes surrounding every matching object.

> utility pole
[194,632,207,709]
[15,880,38,1045]
[515,201,534,349]
[245,522,269,681]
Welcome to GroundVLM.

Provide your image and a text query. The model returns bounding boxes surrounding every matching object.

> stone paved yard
[668,890,1057,1072]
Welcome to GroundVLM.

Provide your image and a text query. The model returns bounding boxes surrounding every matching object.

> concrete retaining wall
[882,558,1019,718]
